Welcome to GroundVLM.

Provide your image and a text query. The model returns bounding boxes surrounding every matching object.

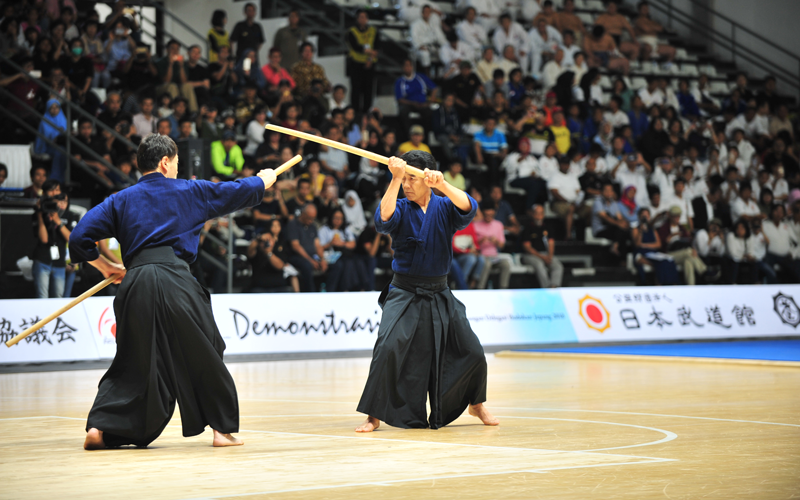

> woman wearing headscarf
[35,98,68,181]
[618,185,640,225]
[342,190,367,235]
[207,10,229,63]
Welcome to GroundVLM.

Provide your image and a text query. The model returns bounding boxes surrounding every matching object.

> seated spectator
[764,137,799,179]
[475,46,500,83]
[235,83,267,125]
[444,60,482,126]
[200,106,223,142]
[315,177,341,225]
[132,96,158,137]
[762,204,800,282]
[483,69,508,103]
[210,130,245,178]
[528,17,561,80]
[356,223,393,291]
[595,0,640,59]
[156,39,198,113]
[468,0,502,31]
[444,161,467,191]
[177,117,195,139]
[532,0,558,28]
[105,18,136,76]
[432,93,464,165]
[234,48,267,95]
[60,37,98,112]
[634,1,676,63]
[633,207,680,285]
[504,138,547,208]
[618,185,641,226]
[286,204,328,292]
[724,219,758,284]
[328,84,349,115]
[695,217,726,267]
[206,45,236,106]
[23,165,48,198]
[604,96,630,129]
[550,108,571,155]
[549,156,584,239]
[730,181,762,224]
[397,124,432,155]
[165,97,190,140]
[578,155,604,216]
[156,117,172,137]
[676,80,700,118]
[319,209,368,291]
[667,177,695,231]
[301,78,329,130]
[628,95,650,143]
[612,153,652,207]
[692,185,722,232]
[456,7,488,57]
[592,181,630,255]
[300,159,327,201]
[557,0,588,46]
[395,58,437,140]
[244,106,268,156]
[410,4,446,72]
[343,190,368,235]
[32,179,79,298]
[452,212,486,289]
[253,186,288,229]
[493,14,528,75]
[286,177,313,219]
[541,48,565,93]
[247,219,300,292]
[473,116,508,184]
[184,45,210,107]
[291,42,330,97]
[521,204,564,288]
[583,25,629,75]
[658,206,708,285]
[488,185,521,236]
[473,201,512,289]
[98,91,132,129]
[770,104,794,142]
[749,219,776,283]
[757,187,774,217]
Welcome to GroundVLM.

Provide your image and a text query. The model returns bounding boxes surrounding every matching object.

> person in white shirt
[762,203,800,282]
[456,7,488,58]
[730,182,762,223]
[637,78,664,108]
[612,153,652,208]
[560,30,581,68]
[410,5,446,71]
[244,107,269,156]
[694,218,726,262]
[528,17,562,80]
[726,105,769,143]
[749,219,776,283]
[691,74,720,117]
[657,77,679,111]
[770,164,790,202]
[650,157,676,201]
[440,31,475,74]
[540,48,565,92]
[467,0,503,31]
[327,84,349,116]
[729,129,756,175]
[680,165,704,201]
[398,0,442,24]
[549,156,584,239]
[504,137,547,207]
[647,187,670,228]
[724,219,758,283]
[132,96,158,137]
[603,95,630,129]
[493,14,529,75]
[666,178,695,231]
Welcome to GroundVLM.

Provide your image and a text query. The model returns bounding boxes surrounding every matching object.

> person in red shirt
[261,47,295,90]
[452,215,486,289]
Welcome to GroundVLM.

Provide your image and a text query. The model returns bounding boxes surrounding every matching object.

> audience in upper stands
[1,0,799,298]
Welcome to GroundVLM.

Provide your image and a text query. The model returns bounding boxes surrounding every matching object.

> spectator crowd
[1,0,799,298]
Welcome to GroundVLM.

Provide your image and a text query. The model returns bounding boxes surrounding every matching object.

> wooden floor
[1,354,799,499]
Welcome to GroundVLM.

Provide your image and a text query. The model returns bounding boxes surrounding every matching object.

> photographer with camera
[247,219,300,292]
[31,180,80,298]
[122,44,158,95]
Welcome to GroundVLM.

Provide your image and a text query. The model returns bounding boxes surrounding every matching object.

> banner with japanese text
[2,285,799,365]
[559,285,800,342]
[0,298,100,363]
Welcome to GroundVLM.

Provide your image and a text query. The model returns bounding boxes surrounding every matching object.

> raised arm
[204,170,276,219]
[380,157,406,222]
[425,168,471,212]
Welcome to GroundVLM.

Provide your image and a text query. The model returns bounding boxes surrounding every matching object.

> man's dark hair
[179,117,193,126]
[770,202,785,218]
[492,68,505,79]
[592,24,605,38]
[708,185,722,197]
[543,0,553,6]
[333,84,346,92]
[400,150,435,171]
[268,46,281,56]
[244,2,256,12]
[673,177,685,186]
[211,9,227,27]
[499,13,511,22]
[647,185,660,198]
[42,179,61,195]
[331,108,344,118]
[299,41,315,54]
[188,44,200,52]
[156,118,171,129]
[30,165,47,179]
[0,163,7,176]
[78,117,93,127]
[297,177,311,188]
[563,29,575,38]
[137,134,178,173]
[166,38,181,49]
[739,180,752,192]
[479,199,495,212]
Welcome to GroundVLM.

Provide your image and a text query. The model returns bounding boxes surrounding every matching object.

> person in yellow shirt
[299,159,326,200]
[396,124,432,155]
[443,161,466,191]
[549,107,571,155]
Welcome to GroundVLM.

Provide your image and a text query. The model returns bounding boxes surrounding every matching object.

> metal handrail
[649,0,799,96]
[133,5,210,63]
[0,54,139,153]
[660,0,799,63]
[0,89,124,189]
[0,87,125,188]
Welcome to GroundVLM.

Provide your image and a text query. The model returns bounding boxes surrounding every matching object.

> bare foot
[469,403,500,426]
[355,416,380,433]
[84,428,106,450]
[213,429,244,447]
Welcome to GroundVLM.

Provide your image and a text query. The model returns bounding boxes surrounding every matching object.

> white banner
[0,298,99,363]
[2,285,799,364]
[559,285,800,342]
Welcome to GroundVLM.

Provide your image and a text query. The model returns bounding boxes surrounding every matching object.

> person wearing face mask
[60,38,100,112]
[105,19,135,75]
[32,179,80,298]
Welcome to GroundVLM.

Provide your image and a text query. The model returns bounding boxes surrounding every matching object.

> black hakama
[357,273,488,429]
[86,247,239,447]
